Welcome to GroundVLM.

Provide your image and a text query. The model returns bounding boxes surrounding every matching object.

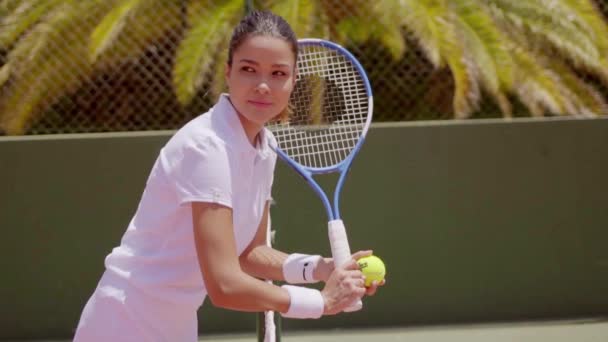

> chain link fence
[1,0,608,135]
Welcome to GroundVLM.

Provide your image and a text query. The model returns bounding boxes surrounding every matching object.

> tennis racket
[267,38,373,312]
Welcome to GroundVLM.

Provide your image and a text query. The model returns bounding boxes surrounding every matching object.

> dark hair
[227,10,298,66]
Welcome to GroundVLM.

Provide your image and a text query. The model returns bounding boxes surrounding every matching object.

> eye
[241,66,255,73]
[273,70,288,77]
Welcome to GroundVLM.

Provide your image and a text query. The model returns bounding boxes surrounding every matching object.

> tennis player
[74,10,383,342]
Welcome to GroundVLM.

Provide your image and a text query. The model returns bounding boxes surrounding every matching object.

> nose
[255,79,270,94]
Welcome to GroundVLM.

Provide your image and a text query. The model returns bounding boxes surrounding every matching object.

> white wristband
[281,285,324,319]
[282,253,322,284]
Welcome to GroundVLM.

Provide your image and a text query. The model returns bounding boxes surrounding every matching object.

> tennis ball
[357,255,386,287]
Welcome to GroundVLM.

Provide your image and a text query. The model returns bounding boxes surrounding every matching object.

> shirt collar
[215,94,272,160]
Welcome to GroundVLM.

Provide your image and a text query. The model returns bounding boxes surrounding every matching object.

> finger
[365,281,379,296]
[351,250,373,260]
[343,269,364,279]
[331,269,363,286]
[344,288,366,304]
[342,259,361,271]
[324,258,335,271]
[348,276,368,292]
[356,278,366,289]
[353,286,366,298]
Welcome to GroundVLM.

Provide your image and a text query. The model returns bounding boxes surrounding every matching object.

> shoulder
[160,117,231,177]
[167,108,232,153]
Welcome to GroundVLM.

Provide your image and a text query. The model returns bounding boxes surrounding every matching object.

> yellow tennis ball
[357,255,386,287]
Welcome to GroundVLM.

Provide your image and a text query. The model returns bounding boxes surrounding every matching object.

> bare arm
[192,201,367,316]
[238,201,336,282]
[238,201,287,281]
[192,201,290,313]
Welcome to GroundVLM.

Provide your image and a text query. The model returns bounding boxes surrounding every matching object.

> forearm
[209,269,290,313]
[240,245,333,283]
[239,245,288,281]
[192,202,326,318]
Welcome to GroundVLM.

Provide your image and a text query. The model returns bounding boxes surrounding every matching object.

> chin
[250,111,280,125]
[243,113,271,127]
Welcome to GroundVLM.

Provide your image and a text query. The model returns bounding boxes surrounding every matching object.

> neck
[226,96,262,147]
[236,112,262,147]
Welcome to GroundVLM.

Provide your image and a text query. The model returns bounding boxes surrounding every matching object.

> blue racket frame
[272,39,373,221]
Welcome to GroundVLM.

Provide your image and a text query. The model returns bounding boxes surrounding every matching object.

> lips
[248,99,273,107]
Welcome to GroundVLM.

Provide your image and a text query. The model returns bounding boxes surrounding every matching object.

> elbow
[206,278,240,309]
[207,289,229,309]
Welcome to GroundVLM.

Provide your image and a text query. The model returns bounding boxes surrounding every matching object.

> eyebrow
[238,58,291,68]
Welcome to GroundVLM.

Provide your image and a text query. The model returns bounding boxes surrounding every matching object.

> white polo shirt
[104,94,277,308]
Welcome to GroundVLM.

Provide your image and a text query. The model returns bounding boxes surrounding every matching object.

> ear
[291,67,298,88]
[224,63,231,83]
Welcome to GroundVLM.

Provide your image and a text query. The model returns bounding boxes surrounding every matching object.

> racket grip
[328,220,363,312]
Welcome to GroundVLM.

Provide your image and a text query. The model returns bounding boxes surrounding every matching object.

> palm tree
[368,0,608,118]
[0,0,190,134]
[0,0,607,134]
[0,0,368,134]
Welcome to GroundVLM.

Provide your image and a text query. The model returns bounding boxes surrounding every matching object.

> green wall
[1,118,607,340]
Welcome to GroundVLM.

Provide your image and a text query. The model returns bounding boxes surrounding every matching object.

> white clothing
[74,94,277,341]
[73,272,198,342]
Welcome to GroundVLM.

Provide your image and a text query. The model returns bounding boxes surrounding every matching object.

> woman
[74,10,382,342]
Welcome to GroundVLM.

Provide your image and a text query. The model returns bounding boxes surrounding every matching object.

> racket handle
[328,220,363,312]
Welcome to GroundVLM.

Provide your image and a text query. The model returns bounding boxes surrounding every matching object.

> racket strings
[268,44,369,169]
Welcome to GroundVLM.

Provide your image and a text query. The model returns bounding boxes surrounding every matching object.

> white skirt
[73,271,199,342]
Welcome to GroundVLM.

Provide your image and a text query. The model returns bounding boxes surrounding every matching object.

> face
[225,35,296,129]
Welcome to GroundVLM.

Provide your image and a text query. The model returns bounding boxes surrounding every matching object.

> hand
[364,278,386,296]
[320,258,366,315]
[350,250,386,297]
[312,257,333,282]
[314,250,373,283]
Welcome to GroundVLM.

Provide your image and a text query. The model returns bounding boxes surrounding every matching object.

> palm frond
[1,0,21,13]
[376,26,406,61]
[454,1,514,116]
[0,62,10,87]
[269,0,331,40]
[336,16,371,43]
[270,0,318,38]
[561,0,608,53]
[318,0,365,39]
[411,0,481,118]
[173,0,243,106]
[89,0,182,68]
[0,0,63,49]
[89,0,146,63]
[489,0,607,84]
[209,37,231,98]
[511,46,570,116]
[444,47,480,118]
[332,2,374,42]
[0,1,98,134]
[334,1,405,59]
[559,0,608,84]
[400,0,448,68]
[549,59,608,117]
[370,0,407,59]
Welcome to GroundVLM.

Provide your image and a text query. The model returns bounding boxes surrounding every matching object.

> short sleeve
[167,138,233,207]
